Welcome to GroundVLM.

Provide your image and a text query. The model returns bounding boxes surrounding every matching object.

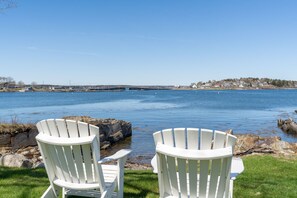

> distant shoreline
[1,86,297,93]
[2,77,297,92]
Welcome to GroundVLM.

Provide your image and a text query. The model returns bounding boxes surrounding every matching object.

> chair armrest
[98,149,132,164]
[230,157,244,180]
[151,155,158,173]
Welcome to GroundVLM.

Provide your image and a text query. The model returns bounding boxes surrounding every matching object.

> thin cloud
[25,46,98,57]
[44,49,98,57]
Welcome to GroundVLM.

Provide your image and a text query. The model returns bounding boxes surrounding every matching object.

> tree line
[0,76,26,87]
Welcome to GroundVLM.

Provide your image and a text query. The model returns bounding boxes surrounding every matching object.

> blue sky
[1,0,297,85]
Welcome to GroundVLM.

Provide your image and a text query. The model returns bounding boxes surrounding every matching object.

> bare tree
[17,80,25,87]
[6,76,14,83]
[0,76,15,83]
[31,81,37,88]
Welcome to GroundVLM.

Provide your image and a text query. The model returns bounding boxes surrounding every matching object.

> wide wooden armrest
[230,157,244,180]
[98,149,132,164]
[151,155,158,173]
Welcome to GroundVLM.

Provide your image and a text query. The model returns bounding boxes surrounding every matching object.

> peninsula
[190,77,297,90]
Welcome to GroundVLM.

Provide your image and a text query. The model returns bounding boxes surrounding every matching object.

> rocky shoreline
[1,118,297,169]
[0,116,132,168]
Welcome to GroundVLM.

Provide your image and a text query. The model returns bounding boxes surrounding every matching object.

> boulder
[11,130,38,150]
[235,134,297,156]
[278,118,297,134]
[63,116,132,147]
[0,153,33,168]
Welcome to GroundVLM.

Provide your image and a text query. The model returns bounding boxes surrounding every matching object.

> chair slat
[89,124,99,142]
[162,129,174,147]
[177,158,187,197]
[48,144,65,181]
[39,120,51,135]
[174,128,186,149]
[187,128,199,150]
[217,157,232,197]
[167,156,179,196]
[73,145,86,183]
[55,119,69,138]
[66,120,79,137]
[208,159,222,197]
[81,144,94,182]
[47,119,60,137]
[78,121,89,137]
[153,131,163,145]
[200,129,213,150]
[160,153,171,196]
[55,146,72,182]
[63,146,79,183]
[213,131,227,149]
[91,139,106,192]
[199,160,209,197]
[188,160,198,198]
[226,134,237,150]
[36,122,43,134]
[37,142,56,183]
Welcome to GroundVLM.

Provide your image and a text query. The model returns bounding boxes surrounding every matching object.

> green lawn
[1,155,297,198]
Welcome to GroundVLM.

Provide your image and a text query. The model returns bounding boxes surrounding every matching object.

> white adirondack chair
[36,119,131,198]
[151,128,244,198]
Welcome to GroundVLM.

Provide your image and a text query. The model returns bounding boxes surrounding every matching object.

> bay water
[1,90,297,161]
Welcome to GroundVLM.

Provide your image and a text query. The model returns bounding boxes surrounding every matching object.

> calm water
[1,90,297,160]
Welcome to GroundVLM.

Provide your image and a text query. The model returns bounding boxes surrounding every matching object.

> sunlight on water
[67,99,183,110]
[0,99,182,120]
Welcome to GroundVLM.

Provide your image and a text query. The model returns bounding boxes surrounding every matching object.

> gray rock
[11,131,38,150]
[63,116,132,143]
[278,118,297,134]
[0,134,11,145]
[109,130,124,143]
[0,153,33,168]
[33,162,45,168]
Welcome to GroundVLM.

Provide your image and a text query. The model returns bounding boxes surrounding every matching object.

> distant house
[191,84,197,89]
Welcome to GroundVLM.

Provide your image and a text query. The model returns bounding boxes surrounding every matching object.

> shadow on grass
[0,167,160,198]
[0,166,49,198]
[124,170,159,198]
[0,166,47,179]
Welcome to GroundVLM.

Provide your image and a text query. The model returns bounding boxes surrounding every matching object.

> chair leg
[117,177,123,198]
[62,187,66,198]
[229,180,234,198]
[117,158,126,198]
[41,186,59,198]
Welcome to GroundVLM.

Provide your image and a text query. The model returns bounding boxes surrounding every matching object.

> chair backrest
[153,128,237,198]
[36,119,100,141]
[153,128,237,150]
[36,119,105,192]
